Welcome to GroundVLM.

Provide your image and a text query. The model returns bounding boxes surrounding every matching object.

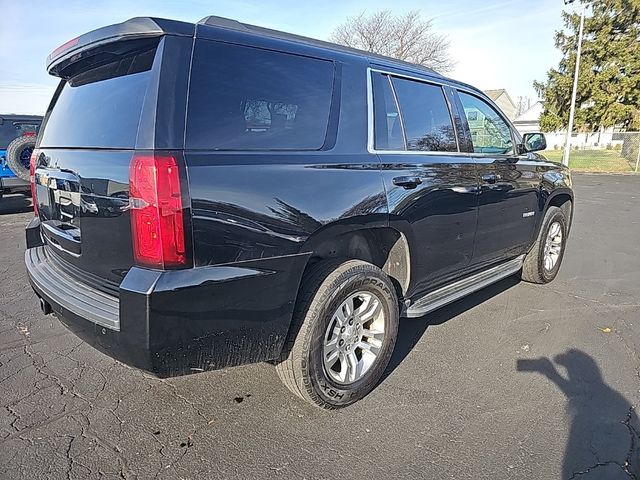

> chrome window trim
[366,67,375,153]
[366,67,524,158]
[366,67,462,156]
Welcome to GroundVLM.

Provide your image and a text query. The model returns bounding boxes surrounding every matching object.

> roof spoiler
[47,17,194,77]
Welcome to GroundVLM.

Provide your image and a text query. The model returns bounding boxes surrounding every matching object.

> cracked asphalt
[0,174,639,479]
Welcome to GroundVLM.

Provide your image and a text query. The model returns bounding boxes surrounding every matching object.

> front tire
[521,206,568,284]
[276,259,399,409]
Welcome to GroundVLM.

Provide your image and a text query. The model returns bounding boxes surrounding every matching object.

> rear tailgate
[34,148,134,286]
[33,20,193,288]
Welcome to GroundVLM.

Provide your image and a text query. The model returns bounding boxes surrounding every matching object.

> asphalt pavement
[0,174,639,479]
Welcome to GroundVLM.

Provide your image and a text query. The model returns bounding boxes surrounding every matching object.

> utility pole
[562,0,586,167]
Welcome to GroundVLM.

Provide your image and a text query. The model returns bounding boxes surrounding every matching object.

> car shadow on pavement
[0,194,32,215]
[517,350,640,479]
[382,275,521,383]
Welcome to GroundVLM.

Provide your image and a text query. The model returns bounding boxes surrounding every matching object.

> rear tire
[521,206,568,284]
[6,136,35,182]
[276,259,399,409]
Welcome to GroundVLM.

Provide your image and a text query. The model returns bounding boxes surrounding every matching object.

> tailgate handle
[393,176,422,189]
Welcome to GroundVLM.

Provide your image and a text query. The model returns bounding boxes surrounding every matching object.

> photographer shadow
[518,350,639,479]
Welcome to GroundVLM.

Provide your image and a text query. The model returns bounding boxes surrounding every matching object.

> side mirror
[521,132,547,153]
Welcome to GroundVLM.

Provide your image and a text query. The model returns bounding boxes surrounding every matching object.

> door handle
[393,176,422,189]
[481,173,498,184]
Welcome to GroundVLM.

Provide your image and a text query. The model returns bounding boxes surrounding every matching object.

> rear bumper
[1,176,29,192]
[25,218,308,377]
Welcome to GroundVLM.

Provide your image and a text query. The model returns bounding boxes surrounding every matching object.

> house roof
[483,89,516,110]
[514,101,544,124]
[484,89,505,100]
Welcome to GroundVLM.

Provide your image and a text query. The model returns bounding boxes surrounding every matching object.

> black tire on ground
[6,136,35,182]
[276,259,399,409]
[521,206,568,284]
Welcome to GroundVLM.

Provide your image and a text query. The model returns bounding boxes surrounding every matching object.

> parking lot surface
[0,174,639,479]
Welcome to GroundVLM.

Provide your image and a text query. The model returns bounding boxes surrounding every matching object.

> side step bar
[405,255,525,318]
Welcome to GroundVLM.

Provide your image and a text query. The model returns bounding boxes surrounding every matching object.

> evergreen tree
[534,0,640,132]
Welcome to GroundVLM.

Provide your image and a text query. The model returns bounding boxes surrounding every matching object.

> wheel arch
[300,225,411,301]
[544,189,574,232]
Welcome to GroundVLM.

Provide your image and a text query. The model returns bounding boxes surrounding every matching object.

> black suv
[25,16,573,409]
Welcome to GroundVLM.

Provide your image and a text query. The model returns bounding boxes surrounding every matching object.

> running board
[405,255,525,318]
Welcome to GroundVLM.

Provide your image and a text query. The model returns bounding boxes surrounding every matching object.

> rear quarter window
[186,40,335,151]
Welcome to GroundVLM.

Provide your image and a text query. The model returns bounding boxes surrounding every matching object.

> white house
[513,101,619,149]
[483,89,517,121]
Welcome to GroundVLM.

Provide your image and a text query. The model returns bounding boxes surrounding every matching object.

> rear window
[0,120,41,149]
[39,46,157,149]
[186,41,334,150]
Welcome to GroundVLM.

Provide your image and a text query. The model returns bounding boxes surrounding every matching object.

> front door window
[458,92,513,155]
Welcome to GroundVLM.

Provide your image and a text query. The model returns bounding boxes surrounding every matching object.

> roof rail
[197,16,250,31]
[196,15,440,77]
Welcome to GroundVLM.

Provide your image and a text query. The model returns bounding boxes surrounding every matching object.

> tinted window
[0,121,41,149]
[39,46,156,148]
[458,92,513,154]
[372,73,404,150]
[187,41,334,150]
[391,77,457,152]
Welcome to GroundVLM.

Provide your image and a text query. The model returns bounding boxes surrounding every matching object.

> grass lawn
[542,149,636,173]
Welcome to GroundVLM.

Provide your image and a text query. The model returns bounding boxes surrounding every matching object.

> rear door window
[186,41,334,150]
[390,77,457,152]
[371,73,405,150]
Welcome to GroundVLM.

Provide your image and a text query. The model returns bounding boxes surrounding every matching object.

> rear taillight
[29,149,39,216]
[129,152,190,269]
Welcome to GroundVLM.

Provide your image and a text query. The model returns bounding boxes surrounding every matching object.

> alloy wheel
[543,221,563,271]
[322,291,386,384]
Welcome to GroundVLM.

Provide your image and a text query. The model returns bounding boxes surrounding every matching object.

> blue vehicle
[0,114,42,197]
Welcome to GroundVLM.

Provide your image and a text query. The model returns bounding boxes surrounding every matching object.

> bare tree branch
[329,10,455,73]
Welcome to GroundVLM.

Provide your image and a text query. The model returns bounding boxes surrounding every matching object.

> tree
[329,10,454,73]
[516,96,532,117]
[534,0,640,132]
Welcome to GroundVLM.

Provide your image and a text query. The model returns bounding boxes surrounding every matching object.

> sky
[0,0,573,115]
